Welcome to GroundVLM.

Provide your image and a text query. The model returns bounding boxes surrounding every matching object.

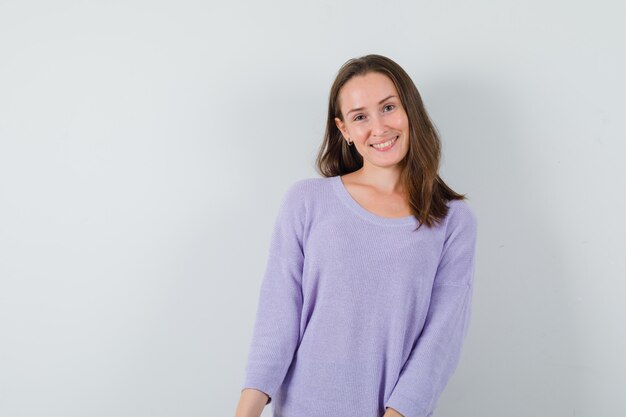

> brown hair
[315,54,467,230]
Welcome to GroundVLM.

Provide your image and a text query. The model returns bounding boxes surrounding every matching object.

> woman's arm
[384,201,478,417]
[383,406,405,417]
[234,388,270,417]
[239,181,308,414]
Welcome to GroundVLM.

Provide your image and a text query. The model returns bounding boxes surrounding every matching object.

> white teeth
[372,137,397,149]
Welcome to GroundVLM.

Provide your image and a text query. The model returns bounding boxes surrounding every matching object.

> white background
[1,1,625,416]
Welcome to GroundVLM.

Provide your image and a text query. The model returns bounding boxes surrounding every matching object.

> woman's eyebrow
[347,95,397,115]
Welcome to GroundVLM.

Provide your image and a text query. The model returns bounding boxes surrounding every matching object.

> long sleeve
[385,201,478,417]
[241,182,307,404]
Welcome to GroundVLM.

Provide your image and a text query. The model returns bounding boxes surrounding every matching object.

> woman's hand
[383,406,405,417]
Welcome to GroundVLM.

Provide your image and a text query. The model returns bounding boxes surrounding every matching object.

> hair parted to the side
[315,54,467,231]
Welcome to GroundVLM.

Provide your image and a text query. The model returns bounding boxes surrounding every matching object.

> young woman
[235,54,478,417]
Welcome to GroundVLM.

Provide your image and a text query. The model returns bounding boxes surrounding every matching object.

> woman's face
[335,72,410,170]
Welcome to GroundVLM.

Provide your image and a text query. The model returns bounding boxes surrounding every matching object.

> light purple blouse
[241,175,478,417]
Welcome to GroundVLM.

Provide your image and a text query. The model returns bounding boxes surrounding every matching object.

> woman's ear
[335,117,348,140]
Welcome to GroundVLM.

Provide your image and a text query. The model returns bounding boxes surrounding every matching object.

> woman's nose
[371,113,387,136]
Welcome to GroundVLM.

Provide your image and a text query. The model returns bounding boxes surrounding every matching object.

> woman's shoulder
[444,198,478,231]
[278,176,331,210]
[282,176,332,199]
[287,176,331,190]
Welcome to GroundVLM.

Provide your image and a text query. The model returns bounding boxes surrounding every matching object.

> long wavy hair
[315,54,467,230]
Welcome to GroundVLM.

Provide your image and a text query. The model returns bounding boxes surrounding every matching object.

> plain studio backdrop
[1,0,625,416]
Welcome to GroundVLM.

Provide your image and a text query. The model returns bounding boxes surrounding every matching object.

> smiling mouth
[370,136,398,150]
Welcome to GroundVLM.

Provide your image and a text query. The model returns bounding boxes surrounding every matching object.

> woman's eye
[354,114,365,121]
[383,104,395,112]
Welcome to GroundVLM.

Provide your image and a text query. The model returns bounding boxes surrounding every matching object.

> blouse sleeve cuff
[241,376,275,405]
[385,390,431,417]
